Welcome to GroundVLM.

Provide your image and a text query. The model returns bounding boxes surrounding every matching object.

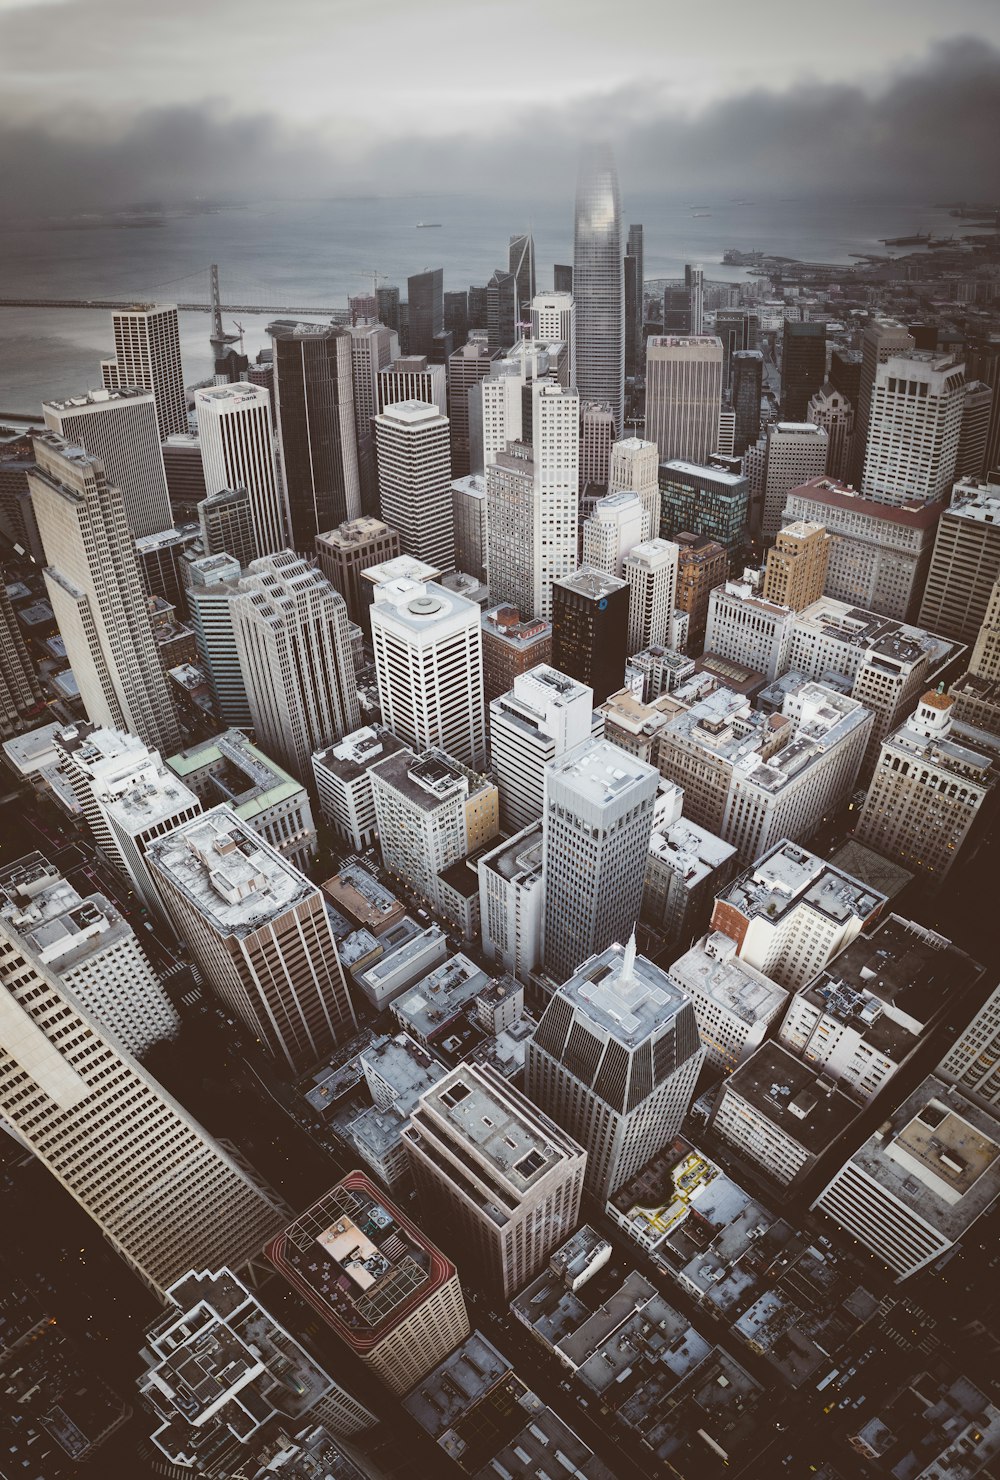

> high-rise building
[148,807,356,1072]
[685,263,704,335]
[624,538,680,654]
[312,724,409,853]
[849,319,915,488]
[478,822,545,979]
[481,605,551,706]
[624,247,640,380]
[349,320,400,509]
[377,354,448,417]
[641,801,738,955]
[0,855,286,1298]
[541,737,659,985]
[958,380,994,481]
[659,459,749,558]
[405,1060,585,1299]
[582,491,646,576]
[374,399,453,573]
[161,431,207,512]
[0,582,42,737]
[267,1170,470,1396]
[444,289,469,347]
[231,552,359,786]
[918,476,1000,644]
[675,533,729,649]
[667,934,788,1075]
[43,388,172,539]
[714,308,759,388]
[829,347,862,406]
[940,980,1000,1111]
[486,440,537,617]
[949,574,1000,735]
[29,435,181,756]
[554,263,573,293]
[806,382,854,482]
[731,350,764,456]
[508,232,536,322]
[448,342,499,476]
[407,268,444,358]
[183,552,251,725]
[138,1268,375,1472]
[486,268,518,355]
[194,383,284,555]
[196,486,257,569]
[489,665,598,833]
[376,284,401,334]
[855,689,995,886]
[107,303,187,439]
[759,422,829,538]
[780,321,827,421]
[703,578,794,681]
[761,520,831,610]
[0,435,44,563]
[269,321,361,551]
[552,567,629,704]
[862,352,966,506]
[526,939,704,1199]
[315,516,401,629]
[451,472,488,582]
[531,292,576,386]
[645,337,724,465]
[609,435,659,537]
[370,578,486,769]
[579,402,615,491]
[662,283,691,335]
[573,144,624,434]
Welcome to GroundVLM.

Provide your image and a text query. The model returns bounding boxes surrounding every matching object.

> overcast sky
[1,0,998,213]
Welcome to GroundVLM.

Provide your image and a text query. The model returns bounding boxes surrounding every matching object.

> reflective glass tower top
[573,144,624,436]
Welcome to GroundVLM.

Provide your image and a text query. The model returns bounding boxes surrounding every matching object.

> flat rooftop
[648,816,737,888]
[547,735,657,808]
[792,598,956,669]
[559,942,692,1048]
[0,860,127,973]
[361,554,440,588]
[480,824,543,887]
[722,1042,858,1156]
[660,458,747,488]
[402,1331,510,1439]
[720,840,884,928]
[554,567,628,601]
[370,746,484,812]
[360,1032,447,1109]
[393,955,489,1038]
[43,386,155,413]
[368,578,478,633]
[313,725,407,784]
[669,940,788,1027]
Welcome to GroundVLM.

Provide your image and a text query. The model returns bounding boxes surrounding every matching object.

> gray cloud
[1,37,998,220]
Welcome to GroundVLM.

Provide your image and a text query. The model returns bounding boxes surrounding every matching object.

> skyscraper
[106,303,187,439]
[508,233,536,321]
[849,319,915,488]
[349,320,400,509]
[552,567,629,704]
[231,552,360,785]
[43,388,172,539]
[0,582,42,737]
[579,402,615,491]
[0,854,287,1298]
[148,807,357,1072]
[486,268,518,354]
[624,538,679,653]
[531,293,576,386]
[715,309,759,389]
[645,336,724,464]
[780,321,827,421]
[609,435,660,537]
[315,516,401,628]
[448,341,499,476]
[184,552,252,725]
[806,382,854,482]
[28,434,181,757]
[685,263,704,335]
[444,289,469,347]
[624,224,644,381]
[194,383,284,555]
[759,422,829,539]
[269,321,361,551]
[197,486,258,569]
[862,353,966,506]
[407,268,444,358]
[582,491,646,575]
[377,354,448,416]
[374,400,454,573]
[541,736,659,985]
[761,521,832,610]
[731,350,764,456]
[489,665,598,833]
[573,144,624,434]
[526,939,704,1199]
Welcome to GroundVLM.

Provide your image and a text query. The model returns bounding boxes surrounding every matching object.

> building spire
[621,931,637,984]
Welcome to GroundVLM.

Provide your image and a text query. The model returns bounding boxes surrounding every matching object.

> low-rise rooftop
[393,954,489,1041]
[669,938,789,1027]
[721,1042,859,1157]
[719,839,885,928]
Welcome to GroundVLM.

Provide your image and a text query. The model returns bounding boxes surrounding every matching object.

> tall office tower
[553,263,573,293]
[626,223,644,358]
[950,575,1000,735]
[451,473,488,582]
[134,525,197,614]
[315,516,401,627]
[466,284,487,331]
[940,980,1000,1111]
[582,491,646,576]
[54,723,202,921]
[531,293,576,386]
[780,321,827,421]
[312,724,408,854]
[0,852,179,1058]
[161,430,207,513]
[527,939,704,1198]
[348,293,377,324]
[193,383,283,554]
[43,388,172,539]
[478,823,545,978]
[486,268,518,355]
[731,350,764,456]
[829,348,862,406]
[704,579,794,681]
[759,421,829,538]
[138,1268,375,1472]
[811,1077,1000,1283]
[0,857,286,1298]
[609,435,659,536]
[762,521,831,610]
[856,690,995,886]
[675,534,729,648]
[958,380,994,481]
[0,435,44,562]
[918,477,1000,643]
[444,289,469,348]
[541,737,658,984]
[552,568,629,703]
[508,232,536,321]
[0,583,42,737]
[806,382,854,482]
[489,666,597,833]
[448,341,499,476]
[486,441,537,615]
[268,321,360,551]
[714,308,760,388]
[28,435,181,756]
[149,807,356,1071]
[685,263,704,335]
[267,1170,469,1396]
[107,303,187,439]
[374,400,454,573]
[196,486,257,568]
[574,143,624,434]
[183,552,250,725]
[231,553,359,786]
[645,336,724,464]
[407,268,444,358]
[659,459,749,559]
[862,353,966,507]
[717,406,736,458]
[968,335,1000,477]
[849,319,915,487]
[376,284,401,333]
[532,378,580,595]
[624,538,679,653]
[349,321,399,507]
[662,283,691,334]
[370,578,486,769]
[404,1061,585,1299]
[579,402,615,491]
[623,254,640,382]
[481,606,551,706]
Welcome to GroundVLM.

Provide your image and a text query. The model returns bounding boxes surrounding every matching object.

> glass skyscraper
[573,144,624,435]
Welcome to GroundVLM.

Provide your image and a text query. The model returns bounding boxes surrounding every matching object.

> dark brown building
[551,567,629,704]
[481,605,552,707]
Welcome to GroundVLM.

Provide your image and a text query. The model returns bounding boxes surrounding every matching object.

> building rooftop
[0,856,129,973]
[193,383,267,409]
[312,725,407,784]
[402,1331,512,1442]
[882,715,995,781]
[146,806,313,938]
[167,730,304,817]
[947,477,1000,524]
[43,385,155,414]
[2,722,63,778]
[481,606,551,649]
[377,398,446,427]
[368,578,477,634]
[355,925,446,999]
[553,566,628,602]
[371,746,490,814]
[721,1042,859,1156]
[648,816,737,889]
[360,554,440,588]
[317,516,396,550]
[547,735,657,809]
[792,598,957,671]
[669,938,788,1027]
[322,863,404,931]
[558,941,693,1049]
[828,840,913,902]
[360,1032,447,1110]
[788,476,943,528]
[479,824,543,888]
[719,839,885,929]
[660,458,748,488]
[393,955,490,1040]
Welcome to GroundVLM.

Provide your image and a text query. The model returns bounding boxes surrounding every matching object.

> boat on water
[880,232,930,246]
[692,211,711,218]
[416,222,442,228]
